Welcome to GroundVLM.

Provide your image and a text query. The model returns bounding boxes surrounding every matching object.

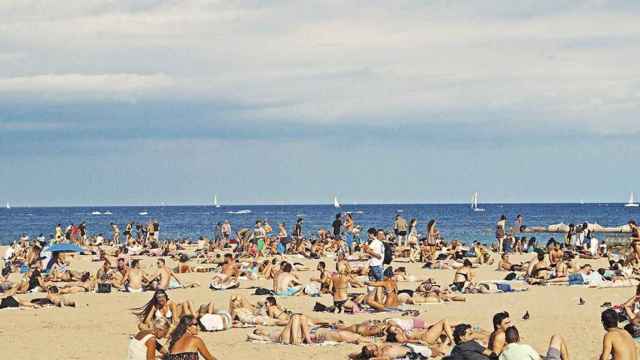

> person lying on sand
[248,314,372,345]
[228,295,288,326]
[30,285,76,307]
[385,318,455,346]
[57,272,96,294]
[348,343,441,360]
[335,320,388,337]
[397,279,466,304]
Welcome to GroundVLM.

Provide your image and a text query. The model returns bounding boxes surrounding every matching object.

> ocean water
[0,203,638,245]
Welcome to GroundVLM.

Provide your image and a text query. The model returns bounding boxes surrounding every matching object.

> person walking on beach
[496,215,507,253]
[222,220,231,245]
[111,223,121,245]
[332,213,342,240]
[600,309,637,360]
[393,214,408,247]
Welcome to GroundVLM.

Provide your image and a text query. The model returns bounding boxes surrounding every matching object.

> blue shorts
[568,273,584,285]
[276,287,301,296]
[369,265,383,281]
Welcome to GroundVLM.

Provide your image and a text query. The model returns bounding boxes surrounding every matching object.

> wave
[104,211,112,215]
[226,210,252,215]
[91,211,102,215]
[139,211,149,215]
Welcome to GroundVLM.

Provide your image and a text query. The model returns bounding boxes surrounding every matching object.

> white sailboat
[625,192,639,207]
[5,202,10,209]
[333,196,341,208]
[214,195,221,208]
[471,192,485,212]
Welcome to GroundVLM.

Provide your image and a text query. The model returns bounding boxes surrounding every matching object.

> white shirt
[368,239,384,267]
[499,343,539,360]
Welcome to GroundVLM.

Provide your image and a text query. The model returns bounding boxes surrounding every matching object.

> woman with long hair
[131,290,194,331]
[167,315,217,360]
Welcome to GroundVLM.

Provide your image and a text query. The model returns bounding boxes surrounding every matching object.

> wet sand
[0,248,635,360]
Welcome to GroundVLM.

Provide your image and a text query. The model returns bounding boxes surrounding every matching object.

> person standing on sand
[600,309,637,360]
[394,214,408,247]
[222,220,231,246]
[111,223,121,245]
[332,213,343,240]
[496,215,507,253]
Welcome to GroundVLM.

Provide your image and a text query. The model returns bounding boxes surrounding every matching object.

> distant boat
[214,195,221,208]
[104,211,112,215]
[5,202,10,209]
[333,196,341,208]
[91,211,102,215]
[626,192,639,207]
[226,209,251,215]
[471,192,485,212]
[139,211,149,215]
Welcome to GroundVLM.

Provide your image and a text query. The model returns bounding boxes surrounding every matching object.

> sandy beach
[1,247,634,360]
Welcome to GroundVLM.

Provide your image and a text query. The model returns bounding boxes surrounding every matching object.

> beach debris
[522,311,530,320]
[579,298,586,305]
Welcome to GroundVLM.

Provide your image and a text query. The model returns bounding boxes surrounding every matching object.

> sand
[0,248,635,360]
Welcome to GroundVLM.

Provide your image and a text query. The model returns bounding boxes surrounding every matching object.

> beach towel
[209,280,239,290]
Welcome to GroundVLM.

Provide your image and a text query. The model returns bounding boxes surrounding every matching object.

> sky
[1,0,640,206]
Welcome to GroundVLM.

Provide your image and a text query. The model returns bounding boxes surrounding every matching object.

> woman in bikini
[452,259,474,292]
[330,261,362,313]
[132,290,194,331]
[365,267,400,312]
[166,315,217,360]
[249,314,372,345]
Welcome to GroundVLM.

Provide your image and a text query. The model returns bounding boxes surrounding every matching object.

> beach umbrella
[45,243,84,253]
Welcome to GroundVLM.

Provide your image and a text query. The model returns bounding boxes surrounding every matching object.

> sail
[5,202,10,209]
[334,196,341,208]
[630,192,635,204]
[214,195,220,207]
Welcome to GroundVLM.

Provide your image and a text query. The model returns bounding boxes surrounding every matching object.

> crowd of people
[2,213,640,359]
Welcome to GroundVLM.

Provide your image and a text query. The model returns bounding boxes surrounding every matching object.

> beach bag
[97,283,112,293]
[383,243,393,265]
[313,302,330,312]
[254,287,274,296]
[504,272,517,281]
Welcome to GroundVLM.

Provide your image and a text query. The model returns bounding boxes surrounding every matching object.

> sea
[0,203,638,245]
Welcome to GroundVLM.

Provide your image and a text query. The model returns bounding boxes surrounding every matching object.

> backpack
[383,242,393,265]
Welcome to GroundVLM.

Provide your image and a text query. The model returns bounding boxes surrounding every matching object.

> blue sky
[1,1,640,206]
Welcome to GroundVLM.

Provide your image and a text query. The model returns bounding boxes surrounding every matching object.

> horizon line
[1,201,632,208]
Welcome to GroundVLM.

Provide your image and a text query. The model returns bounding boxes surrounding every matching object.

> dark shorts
[545,347,561,360]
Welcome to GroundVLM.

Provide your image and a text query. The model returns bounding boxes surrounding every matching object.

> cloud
[0,1,639,138]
